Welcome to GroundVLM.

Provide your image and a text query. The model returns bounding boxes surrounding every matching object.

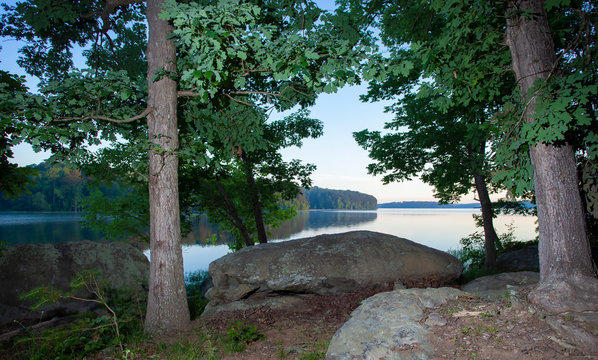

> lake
[0,209,537,274]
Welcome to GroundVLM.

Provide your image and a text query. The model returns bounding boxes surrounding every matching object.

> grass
[222,321,264,353]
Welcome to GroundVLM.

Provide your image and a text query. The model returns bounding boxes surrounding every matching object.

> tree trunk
[215,178,254,247]
[506,0,598,313]
[473,172,499,269]
[242,153,268,244]
[144,0,190,335]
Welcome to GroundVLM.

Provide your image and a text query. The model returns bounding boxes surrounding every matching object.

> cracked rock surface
[326,287,465,360]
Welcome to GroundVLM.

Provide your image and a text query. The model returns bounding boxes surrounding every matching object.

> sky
[0,0,478,204]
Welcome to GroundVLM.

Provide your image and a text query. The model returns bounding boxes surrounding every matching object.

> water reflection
[182,210,378,245]
[0,213,104,245]
[180,210,378,271]
[2,209,538,274]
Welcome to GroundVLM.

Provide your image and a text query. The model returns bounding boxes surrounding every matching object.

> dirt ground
[4,285,596,359]
[188,285,598,359]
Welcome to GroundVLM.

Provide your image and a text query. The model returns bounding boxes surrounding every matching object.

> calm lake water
[0,209,537,273]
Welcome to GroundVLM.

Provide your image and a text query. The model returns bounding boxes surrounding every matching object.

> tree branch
[224,93,253,106]
[177,90,198,97]
[53,107,152,124]
[229,90,280,97]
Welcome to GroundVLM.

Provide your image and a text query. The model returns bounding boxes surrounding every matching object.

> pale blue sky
[0,0,459,203]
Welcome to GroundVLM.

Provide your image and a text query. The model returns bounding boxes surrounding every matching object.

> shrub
[185,270,211,319]
[451,224,538,281]
[3,271,146,360]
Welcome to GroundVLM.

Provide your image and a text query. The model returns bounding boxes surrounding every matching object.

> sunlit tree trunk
[144,0,190,335]
[506,0,598,313]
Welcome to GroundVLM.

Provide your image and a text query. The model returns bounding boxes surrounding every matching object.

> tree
[143,0,190,334]
[354,93,503,268]
[180,110,322,249]
[346,0,513,268]
[345,0,598,312]
[505,0,598,313]
[236,110,322,245]
[2,0,372,334]
[1,0,188,334]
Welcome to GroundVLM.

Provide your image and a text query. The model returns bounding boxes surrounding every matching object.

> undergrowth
[185,269,211,319]
[1,270,146,360]
[448,224,538,283]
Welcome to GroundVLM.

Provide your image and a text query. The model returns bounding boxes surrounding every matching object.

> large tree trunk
[144,0,190,335]
[473,172,499,269]
[506,0,598,313]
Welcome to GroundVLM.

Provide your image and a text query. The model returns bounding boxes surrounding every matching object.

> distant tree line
[303,187,377,210]
[1,163,378,212]
[0,162,88,212]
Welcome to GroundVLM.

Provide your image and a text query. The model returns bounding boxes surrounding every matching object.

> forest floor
[129,285,597,360]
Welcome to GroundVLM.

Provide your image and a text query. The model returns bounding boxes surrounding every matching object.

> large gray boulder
[205,231,462,307]
[326,287,465,360]
[0,241,149,326]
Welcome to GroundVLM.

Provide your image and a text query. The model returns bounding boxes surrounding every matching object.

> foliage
[0,160,87,211]
[82,185,150,241]
[181,110,323,249]
[163,339,218,360]
[451,224,538,278]
[345,0,597,202]
[0,70,37,197]
[347,0,513,204]
[185,270,211,320]
[348,0,512,269]
[0,0,375,251]
[304,186,377,210]
[6,270,146,359]
[223,321,264,353]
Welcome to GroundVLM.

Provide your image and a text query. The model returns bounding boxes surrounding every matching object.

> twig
[0,317,61,342]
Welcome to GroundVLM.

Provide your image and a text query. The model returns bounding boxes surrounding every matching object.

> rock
[206,231,462,308]
[0,241,149,326]
[326,287,465,360]
[424,312,447,327]
[545,311,598,355]
[497,245,598,272]
[201,293,309,318]
[463,271,539,300]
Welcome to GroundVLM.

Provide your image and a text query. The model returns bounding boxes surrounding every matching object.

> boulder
[326,287,465,360]
[0,241,149,326]
[497,245,598,272]
[205,231,462,307]
[463,271,539,300]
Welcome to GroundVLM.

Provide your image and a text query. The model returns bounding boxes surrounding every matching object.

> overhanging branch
[53,107,152,124]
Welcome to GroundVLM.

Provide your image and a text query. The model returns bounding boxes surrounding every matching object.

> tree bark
[506,0,598,313]
[215,178,254,247]
[473,172,499,269]
[144,0,190,335]
[242,153,268,244]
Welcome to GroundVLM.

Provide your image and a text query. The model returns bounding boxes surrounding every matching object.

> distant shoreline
[378,201,479,209]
